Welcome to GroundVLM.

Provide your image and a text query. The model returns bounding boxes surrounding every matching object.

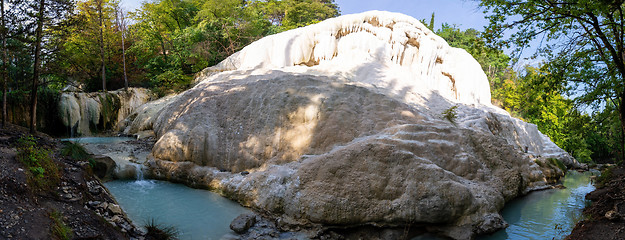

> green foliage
[151,69,193,97]
[442,106,458,124]
[435,23,512,104]
[435,22,601,164]
[16,136,60,190]
[5,0,340,97]
[596,166,614,188]
[98,93,121,130]
[61,141,94,167]
[49,210,73,240]
[128,0,338,93]
[498,66,596,163]
[253,0,339,31]
[549,158,567,172]
[1,87,63,135]
[480,0,625,164]
[53,0,130,91]
[145,219,179,240]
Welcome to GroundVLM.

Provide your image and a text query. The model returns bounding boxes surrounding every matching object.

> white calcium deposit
[123,11,583,239]
[59,88,152,136]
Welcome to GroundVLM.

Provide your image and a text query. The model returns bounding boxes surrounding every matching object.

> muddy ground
[0,124,143,240]
[567,165,625,240]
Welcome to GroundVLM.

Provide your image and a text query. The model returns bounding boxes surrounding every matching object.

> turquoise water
[107,172,594,240]
[104,180,252,240]
[478,170,597,240]
[62,137,135,144]
[89,134,595,240]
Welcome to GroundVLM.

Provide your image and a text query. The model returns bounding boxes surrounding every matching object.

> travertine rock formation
[123,11,582,239]
[59,88,152,136]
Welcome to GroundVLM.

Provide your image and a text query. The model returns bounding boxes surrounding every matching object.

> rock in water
[230,213,257,234]
[91,155,117,181]
[125,11,583,239]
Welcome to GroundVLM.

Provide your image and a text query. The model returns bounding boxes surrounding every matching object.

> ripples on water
[104,180,251,240]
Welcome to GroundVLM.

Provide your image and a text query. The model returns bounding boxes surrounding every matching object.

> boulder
[92,155,116,181]
[230,213,257,234]
[107,204,123,215]
[126,11,582,239]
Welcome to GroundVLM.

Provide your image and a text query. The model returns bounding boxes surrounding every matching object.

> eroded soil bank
[567,165,625,240]
[0,124,142,239]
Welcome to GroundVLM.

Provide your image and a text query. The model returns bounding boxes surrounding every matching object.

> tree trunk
[619,92,625,163]
[31,0,45,134]
[159,35,167,62]
[120,9,128,91]
[98,0,106,92]
[1,0,7,128]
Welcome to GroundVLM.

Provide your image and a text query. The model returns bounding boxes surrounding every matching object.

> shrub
[61,141,94,167]
[49,210,73,240]
[144,219,179,240]
[549,158,567,172]
[16,136,60,190]
[442,106,458,124]
[596,166,614,188]
[61,141,89,160]
[151,69,192,97]
[98,93,121,130]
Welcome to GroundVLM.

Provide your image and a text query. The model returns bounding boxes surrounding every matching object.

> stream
[67,137,598,240]
[478,170,597,240]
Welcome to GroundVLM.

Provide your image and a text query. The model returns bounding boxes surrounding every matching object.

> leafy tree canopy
[480,0,625,161]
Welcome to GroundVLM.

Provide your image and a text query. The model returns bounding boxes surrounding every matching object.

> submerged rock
[125,11,583,239]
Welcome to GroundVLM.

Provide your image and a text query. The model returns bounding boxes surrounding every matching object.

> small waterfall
[133,163,145,180]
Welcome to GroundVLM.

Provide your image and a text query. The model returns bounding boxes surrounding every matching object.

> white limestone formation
[198,10,491,106]
[123,11,582,239]
[59,88,153,136]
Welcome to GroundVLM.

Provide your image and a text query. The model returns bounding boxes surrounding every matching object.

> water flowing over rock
[58,88,153,136]
[124,11,583,239]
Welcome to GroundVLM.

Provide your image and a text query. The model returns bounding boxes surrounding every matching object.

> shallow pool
[62,137,136,144]
[104,180,251,240]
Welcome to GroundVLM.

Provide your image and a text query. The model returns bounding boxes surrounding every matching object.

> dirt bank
[0,124,142,239]
[567,165,625,240]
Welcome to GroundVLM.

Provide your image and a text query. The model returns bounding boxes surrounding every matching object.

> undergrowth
[144,218,179,240]
[549,158,567,172]
[535,158,568,173]
[442,106,458,124]
[50,210,73,240]
[596,166,614,188]
[16,136,60,190]
[61,141,94,167]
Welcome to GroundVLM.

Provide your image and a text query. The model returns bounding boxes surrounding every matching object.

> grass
[442,106,458,124]
[548,158,567,172]
[144,218,179,240]
[61,141,95,167]
[534,158,568,174]
[16,136,60,191]
[49,210,73,240]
